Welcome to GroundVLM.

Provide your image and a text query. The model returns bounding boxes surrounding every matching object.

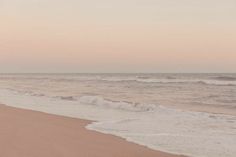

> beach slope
[0,104,184,157]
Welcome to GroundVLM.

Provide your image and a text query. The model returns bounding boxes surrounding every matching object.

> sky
[0,0,236,73]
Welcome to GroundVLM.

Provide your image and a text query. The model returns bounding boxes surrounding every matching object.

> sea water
[0,73,235,157]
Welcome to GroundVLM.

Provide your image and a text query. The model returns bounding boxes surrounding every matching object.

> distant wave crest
[57,96,77,101]
[211,76,236,81]
[100,78,236,86]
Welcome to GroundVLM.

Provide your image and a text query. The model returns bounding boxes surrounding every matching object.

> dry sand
[0,104,185,157]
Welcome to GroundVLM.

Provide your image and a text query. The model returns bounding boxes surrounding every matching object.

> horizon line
[0,72,235,74]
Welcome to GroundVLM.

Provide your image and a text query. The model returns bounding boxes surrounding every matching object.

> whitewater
[0,73,235,157]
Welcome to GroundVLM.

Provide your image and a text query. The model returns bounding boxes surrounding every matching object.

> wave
[1,74,235,86]
[136,76,177,80]
[78,96,156,112]
[211,76,236,81]
[0,87,155,112]
[100,78,236,86]
[195,80,236,86]
[56,96,77,101]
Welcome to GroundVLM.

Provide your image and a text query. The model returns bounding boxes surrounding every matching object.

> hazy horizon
[1,0,236,73]
[0,72,236,74]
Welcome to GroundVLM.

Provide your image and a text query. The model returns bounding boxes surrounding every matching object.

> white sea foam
[79,96,156,112]
[0,88,236,157]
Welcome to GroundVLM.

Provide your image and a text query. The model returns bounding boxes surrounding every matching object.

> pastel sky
[0,0,236,73]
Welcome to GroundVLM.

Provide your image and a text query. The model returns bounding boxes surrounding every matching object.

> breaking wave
[78,96,156,112]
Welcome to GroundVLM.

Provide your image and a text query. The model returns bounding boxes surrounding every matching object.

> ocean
[0,73,235,157]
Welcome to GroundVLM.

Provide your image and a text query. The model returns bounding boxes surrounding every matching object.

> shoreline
[0,104,185,157]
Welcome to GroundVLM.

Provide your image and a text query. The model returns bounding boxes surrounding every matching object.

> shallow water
[0,73,235,157]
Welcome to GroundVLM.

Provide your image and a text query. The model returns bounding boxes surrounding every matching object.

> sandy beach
[0,104,184,157]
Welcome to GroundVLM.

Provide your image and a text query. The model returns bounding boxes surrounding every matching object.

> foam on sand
[0,89,236,157]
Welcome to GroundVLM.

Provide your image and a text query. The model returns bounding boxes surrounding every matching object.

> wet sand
[0,104,185,157]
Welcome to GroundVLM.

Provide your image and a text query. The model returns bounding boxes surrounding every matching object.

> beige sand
[0,104,185,157]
